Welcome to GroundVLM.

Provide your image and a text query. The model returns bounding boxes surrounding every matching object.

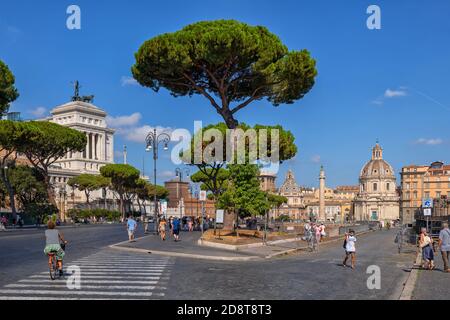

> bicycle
[47,241,67,280]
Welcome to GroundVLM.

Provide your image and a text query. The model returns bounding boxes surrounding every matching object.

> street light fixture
[145,128,171,235]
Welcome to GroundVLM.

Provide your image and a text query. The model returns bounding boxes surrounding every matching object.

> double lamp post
[145,128,170,235]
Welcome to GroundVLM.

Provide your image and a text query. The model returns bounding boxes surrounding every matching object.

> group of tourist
[418,222,450,272]
[159,216,181,242]
[0,214,24,230]
[303,222,327,246]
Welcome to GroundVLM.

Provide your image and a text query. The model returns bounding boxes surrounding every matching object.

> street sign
[423,198,433,208]
[199,190,207,202]
[424,208,432,216]
[216,209,224,224]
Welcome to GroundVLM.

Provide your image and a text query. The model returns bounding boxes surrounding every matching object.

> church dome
[360,143,395,179]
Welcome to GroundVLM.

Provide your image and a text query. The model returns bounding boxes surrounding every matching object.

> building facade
[277,170,314,220]
[353,143,400,222]
[45,100,116,219]
[259,172,277,193]
[400,161,450,225]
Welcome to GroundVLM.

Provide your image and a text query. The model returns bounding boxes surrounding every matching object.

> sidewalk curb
[109,244,261,261]
[197,237,299,251]
[109,235,262,261]
[398,252,421,300]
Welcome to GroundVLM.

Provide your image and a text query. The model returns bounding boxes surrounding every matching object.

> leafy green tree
[217,164,269,231]
[67,174,110,206]
[132,20,317,129]
[0,164,58,223]
[190,167,229,200]
[100,164,140,218]
[18,121,86,203]
[267,193,288,208]
[123,178,148,214]
[7,166,48,209]
[25,203,58,225]
[146,184,169,201]
[0,121,33,218]
[0,60,19,115]
[185,122,297,204]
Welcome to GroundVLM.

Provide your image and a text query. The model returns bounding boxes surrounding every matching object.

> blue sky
[1,0,450,188]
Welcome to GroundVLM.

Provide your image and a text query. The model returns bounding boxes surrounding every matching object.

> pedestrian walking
[126,214,137,242]
[0,215,6,231]
[319,223,326,242]
[172,217,181,242]
[438,222,450,273]
[188,217,193,232]
[143,215,149,234]
[168,216,174,236]
[314,223,321,244]
[159,218,167,241]
[419,228,435,270]
[342,229,357,269]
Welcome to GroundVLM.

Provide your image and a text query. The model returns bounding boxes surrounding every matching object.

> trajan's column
[319,165,326,221]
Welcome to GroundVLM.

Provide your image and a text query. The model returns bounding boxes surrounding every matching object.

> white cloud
[371,99,383,105]
[311,155,321,163]
[28,107,47,118]
[414,138,443,146]
[106,112,142,127]
[384,89,407,98]
[117,125,173,143]
[121,76,139,87]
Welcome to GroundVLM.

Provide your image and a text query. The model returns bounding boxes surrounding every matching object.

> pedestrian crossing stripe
[0,250,173,300]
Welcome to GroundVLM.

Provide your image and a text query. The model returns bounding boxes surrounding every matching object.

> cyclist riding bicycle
[44,220,67,276]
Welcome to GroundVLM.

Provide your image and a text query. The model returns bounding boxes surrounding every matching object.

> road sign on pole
[423,199,433,208]
[216,210,224,224]
[199,191,207,202]
[424,208,432,216]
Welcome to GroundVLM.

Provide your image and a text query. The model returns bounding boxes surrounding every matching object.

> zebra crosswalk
[0,250,174,300]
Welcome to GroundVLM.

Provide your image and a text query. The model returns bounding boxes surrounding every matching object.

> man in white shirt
[342,229,357,269]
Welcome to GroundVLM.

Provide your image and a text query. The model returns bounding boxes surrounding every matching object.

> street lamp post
[145,128,170,235]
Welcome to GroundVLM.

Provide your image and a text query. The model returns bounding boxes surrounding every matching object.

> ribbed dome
[360,159,395,178]
[359,143,395,179]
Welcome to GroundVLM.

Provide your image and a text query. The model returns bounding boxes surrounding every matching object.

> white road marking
[19,279,160,284]
[6,284,166,290]
[1,250,173,300]
[0,289,164,297]
[29,275,161,280]
[0,297,152,300]
[39,271,160,276]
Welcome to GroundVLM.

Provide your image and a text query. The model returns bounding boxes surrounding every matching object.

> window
[386,183,390,191]
[404,192,410,200]
[373,183,378,191]
[425,192,430,199]
[436,191,441,198]
[413,191,418,199]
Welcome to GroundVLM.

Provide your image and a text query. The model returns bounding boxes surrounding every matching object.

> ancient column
[319,165,326,221]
